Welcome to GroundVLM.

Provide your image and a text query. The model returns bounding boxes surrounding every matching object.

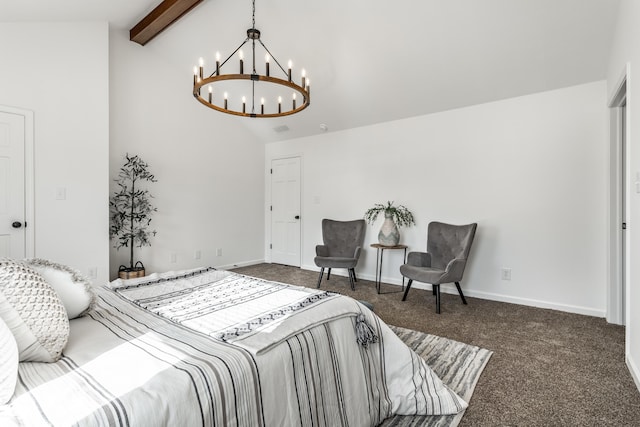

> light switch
[55,187,66,200]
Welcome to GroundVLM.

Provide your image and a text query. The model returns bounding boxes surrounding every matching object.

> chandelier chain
[252,0,256,31]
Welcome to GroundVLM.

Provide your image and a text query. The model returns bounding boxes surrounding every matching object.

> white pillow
[108,272,160,290]
[24,258,95,319]
[107,267,210,289]
[0,258,69,362]
[0,316,18,404]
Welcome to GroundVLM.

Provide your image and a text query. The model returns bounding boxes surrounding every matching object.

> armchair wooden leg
[455,282,468,305]
[327,268,331,280]
[316,268,324,288]
[433,286,437,295]
[348,269,355,291]
[352,270,358,282]
[435,284,441,314]
[402,279,413,301]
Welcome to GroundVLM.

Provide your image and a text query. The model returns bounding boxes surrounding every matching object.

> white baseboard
[218,259,265,270]
[300,263,605,318]
[465,289,605,317]
[302,264,392,288]
[627,354,640,393]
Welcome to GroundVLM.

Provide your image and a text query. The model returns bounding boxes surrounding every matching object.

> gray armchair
[314,219,366,290]
[400,221,477,313]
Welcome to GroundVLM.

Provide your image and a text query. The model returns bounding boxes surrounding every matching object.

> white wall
[266,81,608,317]
[607,0,640,391]
[109,30,265,278]
[0,22,110,284]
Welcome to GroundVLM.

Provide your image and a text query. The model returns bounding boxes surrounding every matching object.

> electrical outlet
[500,268,512,281]
[170,253,177,263]
[194,250,201,260]
[216,248,223,257]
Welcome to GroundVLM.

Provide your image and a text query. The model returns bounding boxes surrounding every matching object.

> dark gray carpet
[232,263,640,427]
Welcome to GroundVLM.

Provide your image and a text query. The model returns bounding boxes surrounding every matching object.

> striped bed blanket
[112,268,374,354]
[1,268,466,426]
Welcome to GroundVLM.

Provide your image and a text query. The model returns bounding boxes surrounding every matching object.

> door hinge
[622,222,627,230]
[270,243,272,249]
[270,168,273,174]
[270,205,272,211]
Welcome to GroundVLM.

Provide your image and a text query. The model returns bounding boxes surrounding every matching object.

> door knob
[295,215,300,220]
[12,221,23,229]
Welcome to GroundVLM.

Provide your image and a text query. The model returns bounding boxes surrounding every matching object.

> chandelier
[192,0,310,118]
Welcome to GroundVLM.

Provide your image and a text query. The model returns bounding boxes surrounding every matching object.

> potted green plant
[109,154,157,279]
[364,201,415,246]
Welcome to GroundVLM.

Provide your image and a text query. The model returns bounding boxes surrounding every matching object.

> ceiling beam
[130,0,204,46]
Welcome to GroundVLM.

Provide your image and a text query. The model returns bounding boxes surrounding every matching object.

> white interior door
[0,111,26,258]
[620,103,627,323]
[271,157,301,267]
[607,75,627,326]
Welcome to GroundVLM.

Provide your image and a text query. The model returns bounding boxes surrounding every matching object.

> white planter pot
[378,215,400,246]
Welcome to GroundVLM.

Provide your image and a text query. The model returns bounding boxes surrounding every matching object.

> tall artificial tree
[109,154,157,272]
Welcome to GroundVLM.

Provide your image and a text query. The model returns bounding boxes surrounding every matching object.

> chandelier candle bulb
[278,96,282,113]
[242,96,246,113]
[265,53,270,76]
[288,60,292,81]
[198,57,204,79]
[301,69,306,88]
[224,92,228,109]
[193,66,197,85]
[208,86,212,103]
[292,92,297,109]
[261,97,265,114]
[215,51,221,75]
[239,50,244,74]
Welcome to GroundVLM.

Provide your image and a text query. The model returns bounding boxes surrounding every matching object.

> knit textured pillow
[0,259,69,362]
[24,258,95,319]
[0,316,18,404]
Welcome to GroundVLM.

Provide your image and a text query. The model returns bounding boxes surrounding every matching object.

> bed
[0,265,467,426]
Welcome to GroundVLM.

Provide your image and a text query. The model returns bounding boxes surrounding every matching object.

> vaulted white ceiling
[1,0,621,143]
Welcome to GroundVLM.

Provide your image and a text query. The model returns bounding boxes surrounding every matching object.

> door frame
[0,104,35,258]
[607,65,629,327]
[266,154,302,266]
